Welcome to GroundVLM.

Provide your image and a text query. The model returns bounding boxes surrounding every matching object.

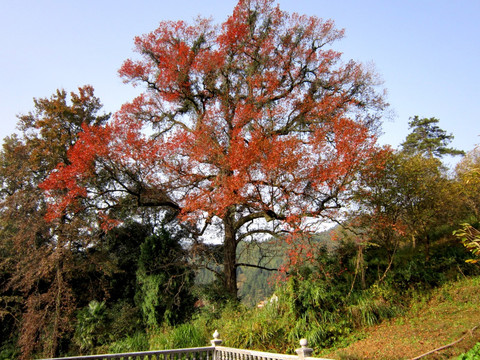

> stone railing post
[295,338,313,359]
[211,330,222,360]
[211,330,223,346]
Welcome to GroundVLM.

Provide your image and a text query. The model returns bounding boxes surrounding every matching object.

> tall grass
[180,278,404,354]
[346,291,403,328]
[108,332,149,353]
[149,323,208,350]
[214,301,291,352]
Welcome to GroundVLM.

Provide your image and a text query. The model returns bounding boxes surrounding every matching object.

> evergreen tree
[136,228,196,326]
[401,116,464,158]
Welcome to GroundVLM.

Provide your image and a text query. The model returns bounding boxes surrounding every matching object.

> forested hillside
[197,232,335,307]
[1,1,480,359]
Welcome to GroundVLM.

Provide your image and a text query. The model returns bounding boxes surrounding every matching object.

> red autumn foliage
[41,0,387,297]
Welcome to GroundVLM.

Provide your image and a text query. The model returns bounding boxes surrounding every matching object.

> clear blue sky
[1,0,479,162]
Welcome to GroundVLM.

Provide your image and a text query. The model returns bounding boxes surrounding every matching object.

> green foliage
[195,244,402,352]
[107,301,143,340]
[0,340,19,360]
[170,323,207,348]
[195,277,235,309]
[108,332,149,354]
[277,261,400,349]
[238,267,275,307]
[353,147,464,285]
[0,294,21,357]
[136,228,196,327]
[454,223,480,263]
[73,300,143,354]
[149,323,207,350]
[74,301,108,353]
[100,221,153,303]
[346,292,399,328]
[458,342,480,360]
[225,303,290,351]
[401,116,464,158]
[378,240,478,292]
[190,259,404,353]
[236,240,287,306]
[188,298,291,352]
[197,237,336,308]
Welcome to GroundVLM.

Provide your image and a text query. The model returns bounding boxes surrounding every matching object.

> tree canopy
[41,0,387,297]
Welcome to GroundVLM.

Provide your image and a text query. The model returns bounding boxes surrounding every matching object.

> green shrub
[346,291,401,328]
[136,229,196,327]
[74,300,144,354]
[148,323,208,350]
[217,301,290,352]
[171,323,207,348]
[108,301,143,339]
[74,300,109,353]
[458,342,480,360]
[108,332,149,353]
[0,341,19,360]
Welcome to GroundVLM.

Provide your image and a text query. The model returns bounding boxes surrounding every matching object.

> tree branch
[236,229,280,243]
[236,262,279,272]
[409,324,479,360]
[234,210,286,231]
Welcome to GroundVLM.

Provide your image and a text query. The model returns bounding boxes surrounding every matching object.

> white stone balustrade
[39,331,332,360]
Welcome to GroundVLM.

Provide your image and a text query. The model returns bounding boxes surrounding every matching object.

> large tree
[456,145,480,219]
[41,0,387,297]
[355,151,460,260]
[0,86,110,358]
[353,119,465,273]
[454,145,480,261]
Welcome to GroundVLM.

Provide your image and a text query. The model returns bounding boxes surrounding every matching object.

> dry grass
[319,276,480,360]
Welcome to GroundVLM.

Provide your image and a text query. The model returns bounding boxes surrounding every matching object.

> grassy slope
[320,276,480,360]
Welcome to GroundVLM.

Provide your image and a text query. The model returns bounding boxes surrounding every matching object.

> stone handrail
[39,331,333,360]
[215,346,301,360]
[39,346,215,360]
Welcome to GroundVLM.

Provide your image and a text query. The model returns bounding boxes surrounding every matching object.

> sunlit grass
[322,276,480,360]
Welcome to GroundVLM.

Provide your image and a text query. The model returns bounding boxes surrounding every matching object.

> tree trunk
[425,233,431,262]
[359,245,366,290]
[223,207,238,299]
[53,264,62,357]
